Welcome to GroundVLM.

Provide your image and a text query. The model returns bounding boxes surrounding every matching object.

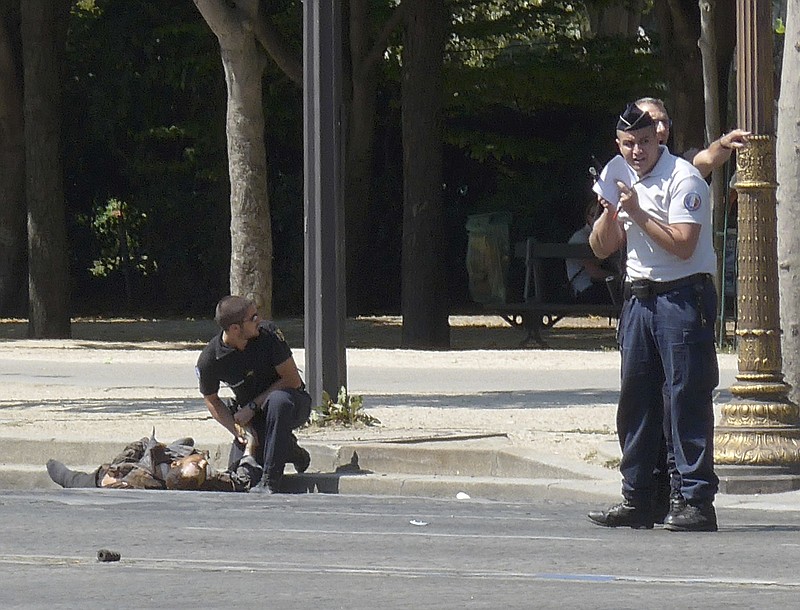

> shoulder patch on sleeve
[273,327,286,343]
[684,192,702,212]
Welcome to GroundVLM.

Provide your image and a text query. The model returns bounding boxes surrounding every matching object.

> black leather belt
[624,273,710,300]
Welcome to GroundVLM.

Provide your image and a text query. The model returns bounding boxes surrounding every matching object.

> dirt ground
[0,314,619,351]
[0,315,736,470]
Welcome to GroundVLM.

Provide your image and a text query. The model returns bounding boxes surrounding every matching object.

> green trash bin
[465,211,512,305]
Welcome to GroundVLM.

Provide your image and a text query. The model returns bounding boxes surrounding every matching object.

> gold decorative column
[714,1,800,468]
[714,136,800,465]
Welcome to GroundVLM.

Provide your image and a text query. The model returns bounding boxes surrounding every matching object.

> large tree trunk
[400,0,449,348]
[194,0,272,316]
[21,0,70,338]
[0,3,26,316]
[777,0,800,404]
[653,0,706,153]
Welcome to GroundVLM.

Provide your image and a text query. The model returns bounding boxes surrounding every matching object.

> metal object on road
[97,549,120,562]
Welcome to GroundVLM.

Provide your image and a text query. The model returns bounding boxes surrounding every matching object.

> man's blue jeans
[617,277,719,506]
[228,387,312,480]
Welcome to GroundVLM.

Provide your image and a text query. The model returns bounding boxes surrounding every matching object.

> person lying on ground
[46,427,261,492]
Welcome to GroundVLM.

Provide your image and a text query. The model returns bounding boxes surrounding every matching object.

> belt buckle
[631,281,652,300]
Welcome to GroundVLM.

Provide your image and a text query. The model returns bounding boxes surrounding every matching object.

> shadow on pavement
[3,397,207,415]
[368,389,621,409]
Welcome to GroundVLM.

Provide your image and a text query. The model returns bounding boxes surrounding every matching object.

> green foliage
[64,0,231,314]
[57,0,666,316]
[445,1,662,161]
[311,387,379,427]
[438,0,663,245]
[78,198,155,279]
[62,0,306,316]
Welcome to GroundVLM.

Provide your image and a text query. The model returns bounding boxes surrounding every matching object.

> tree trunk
[0,3,26,316]
[654,0,706,153]
[777,0,800,404]
[194,0,272,316]
[400,0,450,348]
[21,0,70,338]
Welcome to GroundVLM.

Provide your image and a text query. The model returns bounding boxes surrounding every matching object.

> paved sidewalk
[1,317,797,513]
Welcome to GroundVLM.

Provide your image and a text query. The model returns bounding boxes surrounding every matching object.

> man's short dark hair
[214,295,253,329]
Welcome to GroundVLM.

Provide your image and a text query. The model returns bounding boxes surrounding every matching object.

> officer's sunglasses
[238,312,258,325]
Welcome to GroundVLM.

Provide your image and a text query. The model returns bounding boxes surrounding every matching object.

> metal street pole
[714,0,800,490]
[303,1,347,405]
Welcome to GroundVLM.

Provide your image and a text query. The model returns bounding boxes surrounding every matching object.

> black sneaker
[663,502,718,532]
[587,501,654,529]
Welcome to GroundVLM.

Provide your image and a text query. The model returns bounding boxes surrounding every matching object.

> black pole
[303,1,347,404]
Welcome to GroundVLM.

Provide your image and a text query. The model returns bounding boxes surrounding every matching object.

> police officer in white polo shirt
[587,103,719,532]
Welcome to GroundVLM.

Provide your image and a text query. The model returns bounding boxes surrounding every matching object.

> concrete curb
[1,435,621,504]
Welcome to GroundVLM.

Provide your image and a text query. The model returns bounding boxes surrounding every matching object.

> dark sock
[46,459,98,488]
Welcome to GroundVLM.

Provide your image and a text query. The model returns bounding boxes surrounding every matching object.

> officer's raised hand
[615,181,640,216]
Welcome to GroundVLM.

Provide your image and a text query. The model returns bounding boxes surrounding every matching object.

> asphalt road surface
[2,490,798,609]
[0,347,738,400]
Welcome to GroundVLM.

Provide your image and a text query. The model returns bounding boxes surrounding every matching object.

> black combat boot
[654,489,686,525]
[289,433,311,474]
[663,501,717,532]
[587,500,654,529]
[46,460,98,488]
[249,472,283,494]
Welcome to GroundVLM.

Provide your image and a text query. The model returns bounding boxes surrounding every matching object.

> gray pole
[303,0,347,405]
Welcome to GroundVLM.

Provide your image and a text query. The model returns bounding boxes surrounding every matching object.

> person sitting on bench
[566,201,620,304]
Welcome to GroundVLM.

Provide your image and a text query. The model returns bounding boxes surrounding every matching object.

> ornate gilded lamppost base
[713,134,800,493]
[715,393,800,467]
[715,403,800,493]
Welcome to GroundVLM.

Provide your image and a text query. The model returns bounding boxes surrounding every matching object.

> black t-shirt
[195,321,293,404]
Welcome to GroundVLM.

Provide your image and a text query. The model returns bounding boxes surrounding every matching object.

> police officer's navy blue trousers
[617,277,719,507]
[229,387,312,480]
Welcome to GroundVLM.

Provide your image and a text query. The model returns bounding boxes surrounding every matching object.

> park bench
[486,238,622,347]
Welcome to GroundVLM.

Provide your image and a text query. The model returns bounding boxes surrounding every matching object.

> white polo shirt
[600,147,716,282]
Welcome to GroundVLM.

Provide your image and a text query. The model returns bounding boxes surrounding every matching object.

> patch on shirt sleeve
[684,192,702,212]
[274,327,286,343]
